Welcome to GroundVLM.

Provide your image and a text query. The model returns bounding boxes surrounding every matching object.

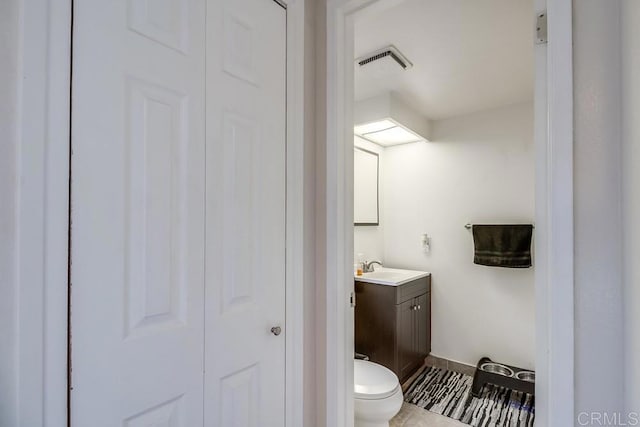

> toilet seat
[354,360,401,400]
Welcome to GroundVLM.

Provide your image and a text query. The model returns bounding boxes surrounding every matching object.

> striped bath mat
[404,366,535,427]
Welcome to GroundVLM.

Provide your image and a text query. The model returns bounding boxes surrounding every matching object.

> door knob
[271,326,282,336]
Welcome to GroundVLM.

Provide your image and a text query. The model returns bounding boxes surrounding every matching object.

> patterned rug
[404,366,535,427]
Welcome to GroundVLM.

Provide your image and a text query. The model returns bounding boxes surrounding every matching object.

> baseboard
[425,354,476,377]
[401,354,477,391]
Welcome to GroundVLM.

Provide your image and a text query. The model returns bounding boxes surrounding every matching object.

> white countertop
[354,267,430,286]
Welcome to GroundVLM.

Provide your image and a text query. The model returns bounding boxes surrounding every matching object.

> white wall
[382,102,535,368]
[353,136,385,264]
[572,0,625,415]
[622,0,640,414]
[0,0,19,424]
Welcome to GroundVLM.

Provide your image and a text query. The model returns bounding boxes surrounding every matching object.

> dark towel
[472,224,533,268]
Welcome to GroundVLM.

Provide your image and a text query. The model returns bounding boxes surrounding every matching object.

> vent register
[356,45,413,70]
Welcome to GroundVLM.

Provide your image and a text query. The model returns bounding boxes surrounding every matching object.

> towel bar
[465,223,535,229]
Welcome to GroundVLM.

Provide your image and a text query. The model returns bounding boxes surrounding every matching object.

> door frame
[322,0,574,426]
[15,0,307,425]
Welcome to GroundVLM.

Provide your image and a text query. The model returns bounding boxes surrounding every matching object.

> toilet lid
[354,360,400,400]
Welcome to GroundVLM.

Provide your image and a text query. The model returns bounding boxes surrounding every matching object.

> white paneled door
[204,0,287,425]
[70,0,286,424]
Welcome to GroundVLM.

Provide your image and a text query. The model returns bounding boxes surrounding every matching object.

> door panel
[71,0,286,424]
[204,0,287,426]
[71,0,206,424]
[416,293,430,357]
[396,299,415,381]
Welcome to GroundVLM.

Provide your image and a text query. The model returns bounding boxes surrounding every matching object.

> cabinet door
[415,293,430,357]
[355,281,396,370]
[396,299,416,381]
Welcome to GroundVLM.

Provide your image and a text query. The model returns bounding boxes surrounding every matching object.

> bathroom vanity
[354,268,431,383]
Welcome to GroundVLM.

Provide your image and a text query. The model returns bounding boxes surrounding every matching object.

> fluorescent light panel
[354,119,396,135]
[354,119,424,147]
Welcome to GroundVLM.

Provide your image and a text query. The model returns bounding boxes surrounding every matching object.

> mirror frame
[354,146,379,226]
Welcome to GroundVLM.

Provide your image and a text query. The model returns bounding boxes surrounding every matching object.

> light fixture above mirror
[354,118,424,146]
[354,92,431,147]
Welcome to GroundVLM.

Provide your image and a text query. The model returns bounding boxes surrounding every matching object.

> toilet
[354,359,403,427]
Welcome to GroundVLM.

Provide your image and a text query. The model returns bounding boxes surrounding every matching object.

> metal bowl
[515,370,535,383]
[480,362,514,377]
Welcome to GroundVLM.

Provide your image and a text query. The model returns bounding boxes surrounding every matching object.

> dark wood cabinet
[355,275,431,383]
[396,298,416,381]
[415,293,430,355]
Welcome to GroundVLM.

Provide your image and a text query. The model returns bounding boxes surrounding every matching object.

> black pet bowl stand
[471,357,535,397]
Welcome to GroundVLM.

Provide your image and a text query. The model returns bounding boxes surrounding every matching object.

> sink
[362,271,401,280]
[355,267,430,286]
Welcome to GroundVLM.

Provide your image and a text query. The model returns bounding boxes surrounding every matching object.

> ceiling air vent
[356,45,413,70]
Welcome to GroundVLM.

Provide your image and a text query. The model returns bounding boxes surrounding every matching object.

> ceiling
[354,0,534,121]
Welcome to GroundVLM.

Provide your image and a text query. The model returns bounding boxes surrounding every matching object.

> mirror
[354,147,379,225]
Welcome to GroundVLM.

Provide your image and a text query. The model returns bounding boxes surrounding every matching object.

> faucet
[363,260,382,273]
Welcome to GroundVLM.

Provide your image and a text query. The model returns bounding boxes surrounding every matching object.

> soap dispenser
[356,253,365,276]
